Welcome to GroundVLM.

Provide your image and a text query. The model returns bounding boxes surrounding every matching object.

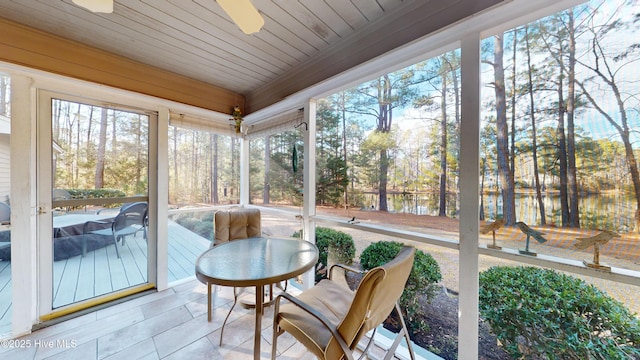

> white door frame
[35,90,158,320]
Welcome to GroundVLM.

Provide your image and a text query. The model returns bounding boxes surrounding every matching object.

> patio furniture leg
[207,283,212,322]
[382,303,416,360]
[219,287,241,346]
[254,284,264,360]
[113,234,120,258]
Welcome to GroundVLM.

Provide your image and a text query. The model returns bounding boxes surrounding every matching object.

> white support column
[458,34,481,359]
[11,74,36,336]
[155,107,169,291]
[239,137,250,205]
[302,100,317,289]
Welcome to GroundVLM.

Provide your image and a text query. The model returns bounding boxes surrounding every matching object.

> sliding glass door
[37,91,156,318]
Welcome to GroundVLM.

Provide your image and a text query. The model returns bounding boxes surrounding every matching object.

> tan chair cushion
[214,207,261,245]
[274,246,414,360]
[277,279,355,359]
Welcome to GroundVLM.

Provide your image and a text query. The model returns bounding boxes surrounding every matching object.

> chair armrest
[328,263,364,280]
[275,292,355,360]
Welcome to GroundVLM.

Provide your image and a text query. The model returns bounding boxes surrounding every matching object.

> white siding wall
[0,133,9,202]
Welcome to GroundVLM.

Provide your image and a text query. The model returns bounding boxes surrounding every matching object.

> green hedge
[67,188,127,200]
[173,212,214,241]
[479,266,640,359]
[360,241,442,333]
[293,227,356,282]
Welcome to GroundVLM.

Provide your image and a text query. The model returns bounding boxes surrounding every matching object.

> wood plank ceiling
[0,0,502,119]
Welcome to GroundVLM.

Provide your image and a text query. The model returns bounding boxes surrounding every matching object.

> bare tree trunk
[525,26,546,225]
[86,106,94,154]
[64,104,73,187]
[451,57,460,194]
[340,93,348,208]
[379,148,389,212]
[53,100,62,140]
[95,108,107,188]
[111,111,116,153]
[135,115,142,193]
[263,135,270,204]
[231,137,236,200]
[480,158,486,221]
[76,104,82,186]
[493,34,516,225]
[192,132,198,202]
[566,12,580,228]
[510,29,517,187]
[438,70,448,217]
[557,46,570,227]
[577,35,640,225]
[212,134,219,204]
[376,75,394,212]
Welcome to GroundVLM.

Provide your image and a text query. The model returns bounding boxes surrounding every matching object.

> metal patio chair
[272,246,417,360]
[83,202,148,258]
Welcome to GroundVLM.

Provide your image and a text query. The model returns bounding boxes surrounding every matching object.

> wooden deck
[0,221,211,335]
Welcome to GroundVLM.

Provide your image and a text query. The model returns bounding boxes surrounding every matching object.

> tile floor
[0,279,410,360]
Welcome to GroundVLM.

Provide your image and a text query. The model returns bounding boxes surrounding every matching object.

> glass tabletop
[195,237,318,287]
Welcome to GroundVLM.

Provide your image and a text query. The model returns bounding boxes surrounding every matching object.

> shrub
[175,217,200,230]
[64,188,127,210]
[479,266,640,359]
[315,227,355,268]
[67,188,126,200]
[360,241,442,333]
[199,211,214,223]
[293,227,356,282]
[173,215,214,241]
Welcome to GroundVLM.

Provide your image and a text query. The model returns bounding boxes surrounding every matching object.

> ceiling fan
[71,0,265,34]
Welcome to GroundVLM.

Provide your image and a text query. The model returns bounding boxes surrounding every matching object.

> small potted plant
[230,106,243,133]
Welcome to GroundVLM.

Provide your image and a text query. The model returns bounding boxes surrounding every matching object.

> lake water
[363,192,637,232]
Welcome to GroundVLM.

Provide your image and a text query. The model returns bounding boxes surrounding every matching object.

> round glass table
[195,237,318,359]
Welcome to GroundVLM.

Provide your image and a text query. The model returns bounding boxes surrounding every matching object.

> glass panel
[167,124,239,284]
[479,0,640,358]
[479,255,640,359]
[250,131,303,207]
[51,98,149,308]
[0,73,10,335]
[250,49,463,244]
[480,0,640,269]
[248,48,464,357]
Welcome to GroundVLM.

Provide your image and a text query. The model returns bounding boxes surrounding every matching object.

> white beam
[155,107,169,290]
[10,74,36,336]
[301,100,317,290]
[458,33,481,360]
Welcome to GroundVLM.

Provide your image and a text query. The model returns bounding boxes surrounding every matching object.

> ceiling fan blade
[72,0,113,13]
[217,0,264,35]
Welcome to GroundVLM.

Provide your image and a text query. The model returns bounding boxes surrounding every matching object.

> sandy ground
[260,205,640,316]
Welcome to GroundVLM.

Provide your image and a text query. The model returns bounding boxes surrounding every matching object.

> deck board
[106,242,130,291]
[94,246,113,297]
[0,220,209,335]
[53,254,82,308]
[0,261,10,333]
[75,254,96,302]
